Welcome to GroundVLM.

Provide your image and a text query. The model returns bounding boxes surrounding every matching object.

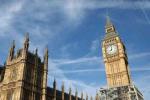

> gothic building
[100,17,144,100]
[0,17,144,100]
[0,34,99,100]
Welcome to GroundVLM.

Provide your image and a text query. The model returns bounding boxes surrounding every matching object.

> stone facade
[102,17,131,88]
[0,33,88,100]
[99,85,144,100]
[100,17,144,100]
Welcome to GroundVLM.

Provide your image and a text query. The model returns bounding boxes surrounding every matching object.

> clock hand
[110,46,112,51]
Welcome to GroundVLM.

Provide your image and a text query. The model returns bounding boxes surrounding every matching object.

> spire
[8,40,15,60]
[41,46,48,100]
[53,78,56,99]
[35,48,38,55]
[44,46,48,71]
[105,16,116,34]
[75,89,78,100]
[62,82,65,100]
[81,92,83,100]
[62,81,65,92]
[69,87,72,100]
[44,46,48,60]
[53,78,56,89]
[95,92,99,100]
[106,16,113,27]
[90,96,93,100]
[86,94,88,100]
[69,87,72,94]
[23,33,29,51]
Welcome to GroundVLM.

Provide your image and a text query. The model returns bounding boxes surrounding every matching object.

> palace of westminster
[0,18,144,100]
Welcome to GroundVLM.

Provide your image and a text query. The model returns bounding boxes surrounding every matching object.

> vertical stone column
[42,47,48,100]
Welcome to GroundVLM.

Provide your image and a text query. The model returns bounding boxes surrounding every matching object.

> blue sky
[0,0,150,99]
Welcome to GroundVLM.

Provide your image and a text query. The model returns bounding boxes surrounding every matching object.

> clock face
[106,45,117,55]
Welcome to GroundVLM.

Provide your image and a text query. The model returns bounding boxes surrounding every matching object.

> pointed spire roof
[8,40,15,60]
[86,94,88,100]
[69,87,72,94]
[35,48,38,55]
[106,16,113,27]
[81,92,83,99]
[104,16,119,39]
[12,40,15,48]
[90,96,93,100]
[53,77,56,88]
[75,88,78,96]
[44,45,48,57]
[62,81,65,92]
[23,33,29,50]
[24,33,29,43]
[9,40,15,50]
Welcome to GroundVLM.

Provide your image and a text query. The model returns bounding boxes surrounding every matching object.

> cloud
[52,56,101,65]
[71,0,150,9]
[51,68,103,74]
[0,1,24,37]
[0,0,150,99]
[129,52,150,59]
[47,51,150,97]
[48,58,99,98]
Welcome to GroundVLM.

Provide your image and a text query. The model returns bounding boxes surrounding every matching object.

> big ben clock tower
[102,17,131,88]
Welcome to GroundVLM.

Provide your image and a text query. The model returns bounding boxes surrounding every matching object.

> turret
[69,87,72,100]
[22,33,30,59]
[44,46,48,71]
[62,82,65,100]
[23,33,29,51]
[86,94,88,100]
[8,40,15,61]
[53,78,56,100]
[90,96,93,100]
[95,92,99,100]
[105,16,116,33]
[81,92,83,100]
[75,89,78,100]
[33,48,38,100]
[42,47,48,100]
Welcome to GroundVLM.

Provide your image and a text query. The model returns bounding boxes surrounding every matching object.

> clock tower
[102,17,131,88]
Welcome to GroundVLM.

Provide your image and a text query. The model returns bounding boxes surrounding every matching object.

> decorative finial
[105,16,116,34]
[35,48,38,55]
[62,81,65,92]
[8,40,15,60]
[53,77,57,92]
[69,87,72,94]
[23,33,29,50]
[86,93,88,100]
[81,92,83,100]
[54,77,56,83]
[106,16,113,27]
[45,46,48,56]
[90,96,93,100]
[12,40,15,48]
[25,32,29,41]
[75,88,78,96]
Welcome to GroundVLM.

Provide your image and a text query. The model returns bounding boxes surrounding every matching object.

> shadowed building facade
[0,34,99,100]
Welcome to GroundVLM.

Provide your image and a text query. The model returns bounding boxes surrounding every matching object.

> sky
[0,0,150,99]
